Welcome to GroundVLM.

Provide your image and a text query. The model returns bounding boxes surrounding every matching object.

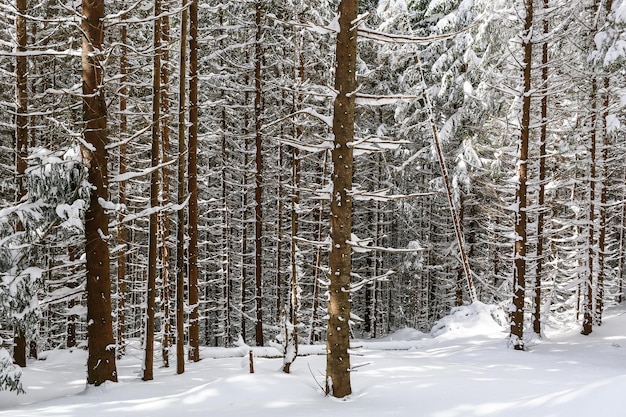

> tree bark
[143,0,162,381]
[13,0,28,369]
[175,0,188,375]
[253,0,265,347]
[596,0,613,325]
[159,0,172,368]
[533,0,549,336]
[325,0,358,398]
[82,0,118,386]
[187,0,200,361]
[116,15,128,358]
[510,0,533,350]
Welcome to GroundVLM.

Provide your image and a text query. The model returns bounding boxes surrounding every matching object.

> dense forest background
[1,0,625,391]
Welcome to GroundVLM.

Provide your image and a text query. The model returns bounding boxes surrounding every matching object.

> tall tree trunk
[13,0,28,369]
[309,151,329,344]
[160,1,172,368]
[582,76,598,336]
[418,65,476,303]
[253,1,265,347]
[596,0,613,325]
[187,0,200,361]
[175,0,188,375]
[143,0,162,381]
[326,0,358,398]
[276,144,284,324]
[618,167,626,304]
[219,9,232,345]
[82,0,118,386]
[533,0,549,336]
[116,15,128,358]
[510,0,533,350]
[241,72,251,343]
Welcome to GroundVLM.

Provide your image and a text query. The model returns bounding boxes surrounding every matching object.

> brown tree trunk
[276,144,283,324]
[582,77,598,336]
[13,0,28,369]
[253,1,265,347]
[159,1,172,368]
[618,167,626,304]
[187,0,200,362]
[116,16,128,358]
[309,151,329,344]
[67,246,79,349]
[82,0,118,386]
[241,72,250,343]
[175,0,188,375]
[533,0,549,336]
[143,0,162,381]
[283,140,301,374]
[510,0,533,350]
[325,0,358,398]
[596,0,613,325]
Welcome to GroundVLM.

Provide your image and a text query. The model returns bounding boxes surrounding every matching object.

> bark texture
[143,0,162,381]
[187,0,200,362]
[325,0,358,398]
[175,0,188,375]
[13,0,28,369]
[510,0,533,350]
[82,0,118,385]
[254,0,265,347]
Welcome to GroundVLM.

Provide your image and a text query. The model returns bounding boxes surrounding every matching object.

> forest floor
[1,302,626,417]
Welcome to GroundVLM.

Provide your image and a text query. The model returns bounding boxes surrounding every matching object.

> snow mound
[379,327,426,341]
[430,302,506,339]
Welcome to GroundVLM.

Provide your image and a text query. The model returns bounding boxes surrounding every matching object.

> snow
[3,303,626,416]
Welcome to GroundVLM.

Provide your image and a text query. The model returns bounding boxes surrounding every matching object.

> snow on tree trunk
[143,0,162,381]
[325,0,358,399]
[81,0,118,386]
[510,0,534,351]
[175,0,188,375]
[187,0,200,362]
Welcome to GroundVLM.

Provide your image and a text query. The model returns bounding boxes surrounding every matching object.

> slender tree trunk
[241,72,250,343]
[596,80,608,326]
[510,0,533,350]
[82,0,118,385]
[533,0,549,336]
[218,9,232,347]
[160,2,172,368]
[596,0,613,324]
[143,0,162,381]
[276,145,283,325]
[326,0,358,398]
[67,246,78,349]
[309,151,329,344]
[13,0,28,369]
[187,0,200,361]
[283,25,305,369]
[116,16,128,358]
[253,1,265,347]
[418,65,476,303]
[618,168,626,304]
[175,0,188,375]
[582,80,598,336]
[283,142,301,374]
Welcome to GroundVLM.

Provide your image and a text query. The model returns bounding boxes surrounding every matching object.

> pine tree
[81,0,118,386]
[326,0,358,398]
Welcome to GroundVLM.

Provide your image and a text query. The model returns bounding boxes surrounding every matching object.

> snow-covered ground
[2,302,626,417]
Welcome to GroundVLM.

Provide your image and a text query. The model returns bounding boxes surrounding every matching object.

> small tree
[0,340,24,394]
